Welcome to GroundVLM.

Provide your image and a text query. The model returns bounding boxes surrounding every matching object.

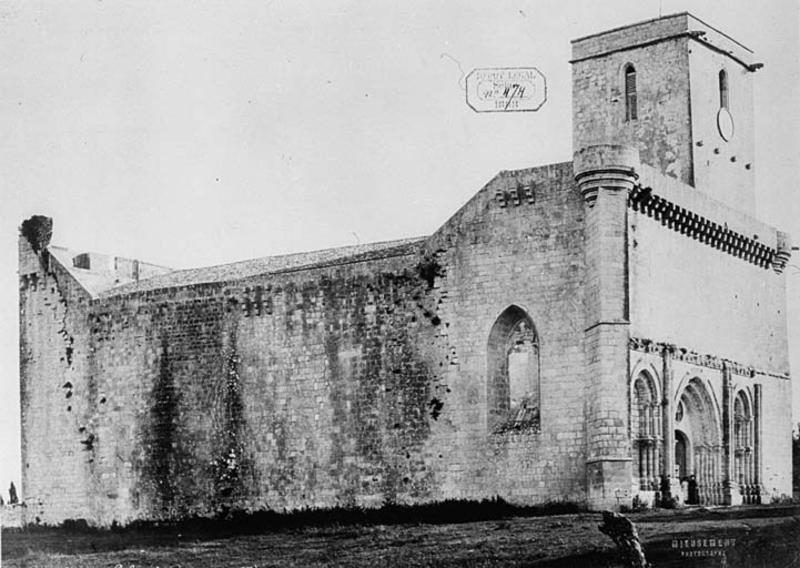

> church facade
[19,13,792,526]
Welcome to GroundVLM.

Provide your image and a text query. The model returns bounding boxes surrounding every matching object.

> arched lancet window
[718,69,729,109]
[631,371,660,490]
[487,306,540,433]
[625,64,638,121]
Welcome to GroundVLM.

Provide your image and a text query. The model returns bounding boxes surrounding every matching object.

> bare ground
[3,504,799,568]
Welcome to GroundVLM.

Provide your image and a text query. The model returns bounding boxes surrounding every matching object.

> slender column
[746,418,753,485]
[721,364,737,504]
[754,384,762,496]
[736,449,742,484]
[709,446,715,503]
[653,434,660,491]
[706,447,713,503]
[638,444,644,486]
[720,448,725,503]
[661,347,678,500]
[703,447,709,502]
[720,446,726,502]
[715,445,723,504]
[697,448,704,504]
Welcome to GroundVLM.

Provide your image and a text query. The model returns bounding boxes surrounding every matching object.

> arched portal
[675,378,723,505]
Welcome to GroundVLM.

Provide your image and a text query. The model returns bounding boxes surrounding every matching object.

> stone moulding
[628,184,791,272]
[575,166,638,207]
[628,337,789,380]
[573,143,640,207]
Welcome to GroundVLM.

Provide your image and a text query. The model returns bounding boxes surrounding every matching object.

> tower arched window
[625,64,638,121]
[719,69,729,109]
[487,306,540,433]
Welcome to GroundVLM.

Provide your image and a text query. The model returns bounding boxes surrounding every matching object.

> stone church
[19,13,793,526]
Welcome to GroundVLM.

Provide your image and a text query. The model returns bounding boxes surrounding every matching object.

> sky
[1,0,798,497]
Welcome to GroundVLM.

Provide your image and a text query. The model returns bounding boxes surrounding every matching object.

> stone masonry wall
[68,250,448,525]
[573,36,693,186]
[20,161,589,525]
[19,237,95,525]
[426,161,587,505]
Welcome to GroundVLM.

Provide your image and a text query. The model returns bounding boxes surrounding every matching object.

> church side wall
[428,161,588,505]
[77,163,587,525]
[19,240,95,525]
[77,251,454,526]
[21,161,588,526]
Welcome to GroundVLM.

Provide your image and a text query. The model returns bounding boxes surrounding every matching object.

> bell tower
[571,13,759,213]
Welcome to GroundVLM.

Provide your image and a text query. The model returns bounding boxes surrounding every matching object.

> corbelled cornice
[628,185,790,273]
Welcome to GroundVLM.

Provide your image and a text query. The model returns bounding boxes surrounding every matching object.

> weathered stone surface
[18,13,792,526]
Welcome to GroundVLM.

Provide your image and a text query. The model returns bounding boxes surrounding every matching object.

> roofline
[570,11,690,44]
[44,247,97,299]
[47,245,174,272]
[98,238,426,299]
[686,12,752,53]
[571,11,752,54]
[155,236,426,277]
[569,32,757,71]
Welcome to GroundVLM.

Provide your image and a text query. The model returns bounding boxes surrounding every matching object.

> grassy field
[3,504,799,567]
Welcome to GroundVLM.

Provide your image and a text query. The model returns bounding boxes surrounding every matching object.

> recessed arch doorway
[674,378,724,505]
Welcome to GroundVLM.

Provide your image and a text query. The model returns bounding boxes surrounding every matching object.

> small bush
[770,493,798,505]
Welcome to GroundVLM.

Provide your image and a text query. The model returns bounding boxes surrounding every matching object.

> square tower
[571,13,758,213]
